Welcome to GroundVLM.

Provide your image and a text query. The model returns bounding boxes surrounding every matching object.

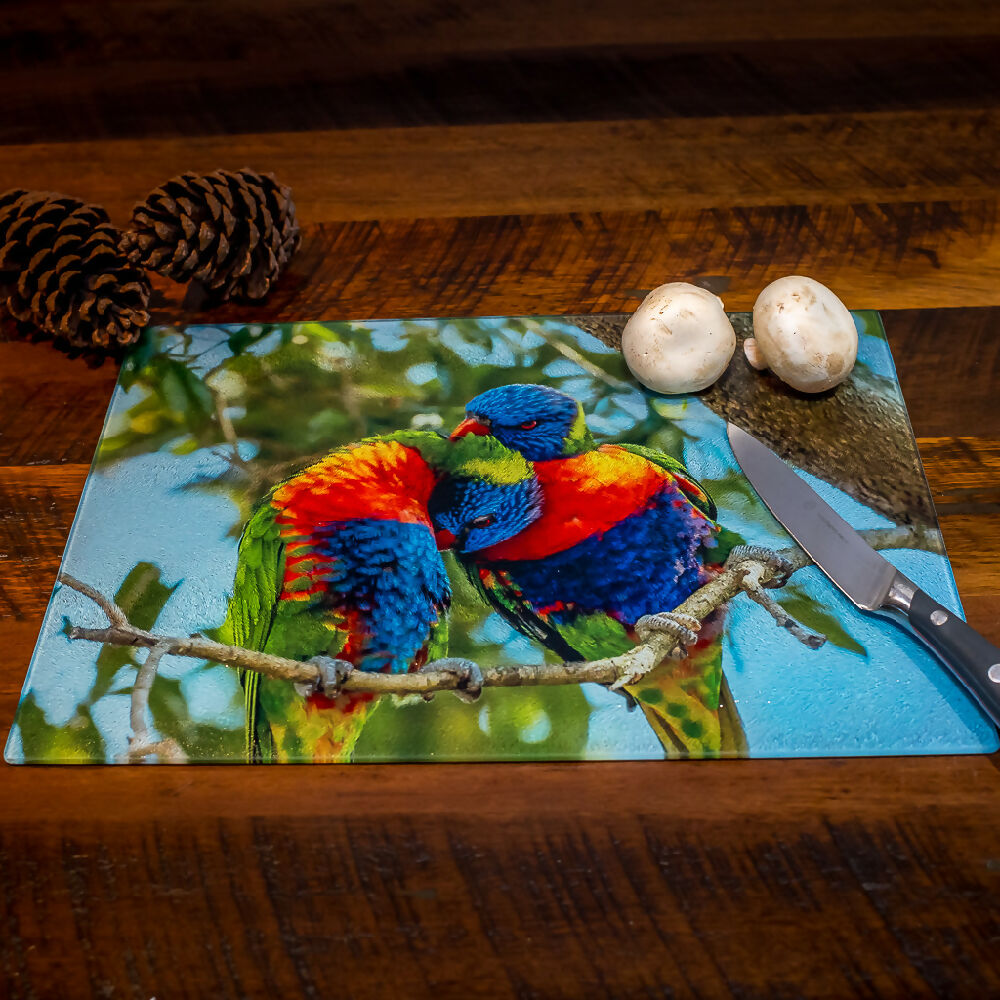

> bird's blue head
[451,384,594,461]
[428,436,543,553]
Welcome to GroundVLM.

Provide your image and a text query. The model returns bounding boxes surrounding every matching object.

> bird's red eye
[470,514,496,529]
[520,420,538,430]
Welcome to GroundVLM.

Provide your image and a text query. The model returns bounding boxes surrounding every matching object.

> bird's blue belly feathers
[312,518,450,673]
[491,488,711,624]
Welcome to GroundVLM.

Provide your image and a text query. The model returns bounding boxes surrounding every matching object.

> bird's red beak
[450,417,490,439]
[434,528,457,550]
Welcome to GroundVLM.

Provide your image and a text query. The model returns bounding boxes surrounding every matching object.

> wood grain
[108,202,1000,328]
[921,437,1000,512]
[1,761,1000,998]
[12,0,1000,59]
[0,345,118,466]
[5,93,999,322]
[4,4,1000,141]
[4,109,999,224]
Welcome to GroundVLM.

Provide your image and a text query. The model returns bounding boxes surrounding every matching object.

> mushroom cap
[751,276,858,393]
[621,282,736,394]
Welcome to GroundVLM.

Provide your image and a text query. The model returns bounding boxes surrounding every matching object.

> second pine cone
[121,168,300,302]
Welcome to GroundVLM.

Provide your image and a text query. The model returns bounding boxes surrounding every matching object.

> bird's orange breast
[479,445,668,561]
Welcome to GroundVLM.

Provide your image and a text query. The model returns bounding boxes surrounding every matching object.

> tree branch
[740,563,827,649]
[121,641,189,764]
[59,524,936,705]
[535,325,632,391]
[59,573,129,628]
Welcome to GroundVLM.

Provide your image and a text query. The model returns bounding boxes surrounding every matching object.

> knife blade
[727,422,1000,727]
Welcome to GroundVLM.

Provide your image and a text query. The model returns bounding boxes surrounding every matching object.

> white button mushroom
[621,282,736,394]
[748,276,858,393]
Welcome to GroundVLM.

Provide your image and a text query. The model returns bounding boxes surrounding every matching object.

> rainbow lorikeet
[218,430,542,763]
[450,384,747,758]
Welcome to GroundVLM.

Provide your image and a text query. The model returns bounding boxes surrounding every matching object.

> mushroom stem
[743,337,767,371]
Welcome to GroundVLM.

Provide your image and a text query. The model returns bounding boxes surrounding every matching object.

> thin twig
[740,564,826,649]
[120,640,189,764]
[130,640,170,744]
[58,523,936,699]
[212,389,249,472]
[535,329,632,390]
[59,573,128,628]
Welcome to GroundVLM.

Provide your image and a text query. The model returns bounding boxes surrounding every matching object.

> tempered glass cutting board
[7,313,997,763]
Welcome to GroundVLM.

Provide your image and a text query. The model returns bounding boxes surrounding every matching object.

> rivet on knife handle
[902,585,1000,728]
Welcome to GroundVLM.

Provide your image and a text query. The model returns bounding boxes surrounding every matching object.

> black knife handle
[906,588,1000,728]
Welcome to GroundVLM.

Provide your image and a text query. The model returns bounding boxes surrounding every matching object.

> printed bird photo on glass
[6,315,996,764]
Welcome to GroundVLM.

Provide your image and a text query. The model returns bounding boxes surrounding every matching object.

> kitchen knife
[727,422,1000,727]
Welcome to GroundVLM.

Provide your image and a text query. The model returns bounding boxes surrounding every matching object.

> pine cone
[0,189,151,349]
[120,168,300,302]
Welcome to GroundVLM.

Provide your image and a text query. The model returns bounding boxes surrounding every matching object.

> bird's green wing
[218,499,351,762]
[613,442,718,521]
[424,600,452,663]
[625,611,747,759]
[217,499,287,762]
[219,499,285,651]
[465,562,584,663]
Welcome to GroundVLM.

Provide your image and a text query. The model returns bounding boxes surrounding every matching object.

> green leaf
[114,562,179,632]
[702,469,759,509]
[354,685,592,762]
[291,322,344,343]
[97,354,221,465]
[170,435,200,455]
[775,584,867,657]
[227,325,258,356]
[147,674,244,763]
[119,328,160,390]
[852,310,887,343]
[79,563,180,710]
[13,694,106,764]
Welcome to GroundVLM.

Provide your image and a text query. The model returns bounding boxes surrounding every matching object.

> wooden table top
[2,3,1000,996]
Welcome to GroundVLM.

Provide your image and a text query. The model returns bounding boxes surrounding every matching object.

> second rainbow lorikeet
[450,383,747,758]
[218,430,542,763]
